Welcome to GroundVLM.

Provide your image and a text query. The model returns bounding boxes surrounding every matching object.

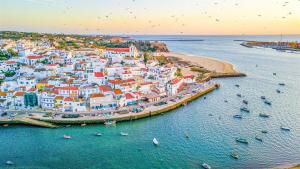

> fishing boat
[94,132,102,136]
[259,113,270,118]
[261,96,266,100]
[278,83,285,86]
[153,138,159,146]
[237,94,242,97]
[235,138,249,144]
[242,100,248,105]
[6,161,14,165]
[230,151,239,159]
[261,130,268,134]
[63,135,72,139]
[255,136,263,142]
[202,163,211,169]
[240,107,250,113]
[120,132,129,136]
[233,114,242,119]
[280,126,290,131]
[264,100,272,105]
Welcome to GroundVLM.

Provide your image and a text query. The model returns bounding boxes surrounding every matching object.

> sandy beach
[163,52,244,77]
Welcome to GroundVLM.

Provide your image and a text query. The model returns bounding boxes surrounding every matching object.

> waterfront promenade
[0,81,219,127]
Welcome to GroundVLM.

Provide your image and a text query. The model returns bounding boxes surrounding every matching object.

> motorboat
[255,136,263,142]
[202,163,211,169]
[233,114,242,119]
[104,120,116,126]
[120,132,129,136]
[240,107,250,113]
[94,132,102,136]
[153,138,159,146]
[280,126,290,131]
[63,135,72,139]
[6,161,14,165]
[231,151,239,159]
[235,138,249,144]
[259,113,270,118]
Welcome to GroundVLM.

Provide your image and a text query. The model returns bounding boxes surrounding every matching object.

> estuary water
[1,35,300,169]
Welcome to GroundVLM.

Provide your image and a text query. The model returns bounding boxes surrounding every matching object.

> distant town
[0,31,216,123]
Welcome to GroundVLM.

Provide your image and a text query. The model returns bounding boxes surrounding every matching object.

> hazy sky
[1,0,300,35]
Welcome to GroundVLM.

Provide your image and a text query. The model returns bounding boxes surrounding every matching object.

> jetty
[0,117,58,128]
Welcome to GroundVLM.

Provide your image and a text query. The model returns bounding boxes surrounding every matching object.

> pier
[0,117,58,128]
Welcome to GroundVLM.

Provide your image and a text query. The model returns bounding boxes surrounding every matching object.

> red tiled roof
[6,61,16,64]
[14,92,24,97]
[108,79,123,85]
[99,85,112,92]
[170,78,182,85]
[90,93,104,98]
[27,55,43,60]
[64,97,73,101]
[106,48,130,53]
[94,72,104,78]
[114,89,123,95]
[125,93,134,99]
[184,75,194,79]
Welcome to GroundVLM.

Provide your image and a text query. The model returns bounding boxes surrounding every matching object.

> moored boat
[202,163,212,169]
[276,89,281,93]
[233,114,242,119]
[120,132,129,136]
[240,107,250,113]
[242,100,248,105]
[264,100,272,105]
[261,130,268,134]
[6,161,14,165]
[237,94,242,97]
[153,138,159,146]
[230,151,239,159]
[63,135,72,139]
[261,96,266,100]
[280,126,290,131]
[255,136,263,142]
[94,132,102,136]
[235,84,240,88]
[259,113,270,118]
[81,123,87,127]
[278,83,285,86]
[235,138,249,144]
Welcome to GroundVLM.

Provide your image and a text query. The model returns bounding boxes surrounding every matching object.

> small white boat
[6,161,14,165]
[81,123,87,127]
[202,163,211,169]
[153,138,159,146]
[94,132,102,136]
[120,132,128,136]
[63,135,72,139]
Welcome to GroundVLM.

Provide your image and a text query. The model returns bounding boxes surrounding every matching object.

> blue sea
[1,35,300,169]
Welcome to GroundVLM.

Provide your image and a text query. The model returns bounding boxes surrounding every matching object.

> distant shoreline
[163,52,246,78]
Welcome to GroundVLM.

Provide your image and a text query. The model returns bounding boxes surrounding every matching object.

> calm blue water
[1,35,300,169]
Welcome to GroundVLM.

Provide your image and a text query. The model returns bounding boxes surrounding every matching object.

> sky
[0,0,300,35]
